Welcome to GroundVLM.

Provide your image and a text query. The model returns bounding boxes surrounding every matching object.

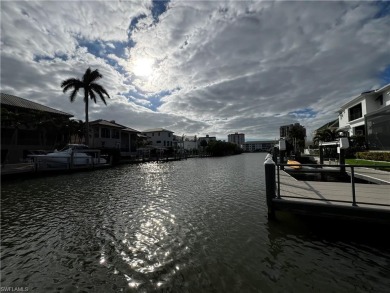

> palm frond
[91,83,110,105]
[89,89,97,103]
[61,78,81,92]
[70,87,80,102]
[89,69,102,83]
[62,82,78,93]
[83,68,92,84]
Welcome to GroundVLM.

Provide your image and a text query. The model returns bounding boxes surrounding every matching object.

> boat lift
[319,137,349,172]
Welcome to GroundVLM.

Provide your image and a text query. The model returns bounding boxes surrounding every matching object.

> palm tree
[313,129,338,146]
[61,68,110,145]
[67,119,85,144]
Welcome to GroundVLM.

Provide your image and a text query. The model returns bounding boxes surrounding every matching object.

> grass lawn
[346,159,390,171]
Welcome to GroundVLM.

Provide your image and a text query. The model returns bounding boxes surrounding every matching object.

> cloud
[1,0,390,141]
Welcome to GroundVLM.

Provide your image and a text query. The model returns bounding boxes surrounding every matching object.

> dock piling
[264,157,276,219]
[350,166,357,206]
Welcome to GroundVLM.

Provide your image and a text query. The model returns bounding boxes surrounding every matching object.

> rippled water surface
[1,153,390,292]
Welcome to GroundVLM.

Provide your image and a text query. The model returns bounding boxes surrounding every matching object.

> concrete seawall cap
[264,157,275,165]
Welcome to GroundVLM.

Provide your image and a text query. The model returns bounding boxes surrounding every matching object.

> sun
[132,58,154,77]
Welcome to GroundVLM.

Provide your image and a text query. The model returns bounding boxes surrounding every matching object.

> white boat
[30,144,107,166]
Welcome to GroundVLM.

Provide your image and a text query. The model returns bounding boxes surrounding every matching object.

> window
[348,103,362,121]
[376,94,383,106]
[354,125,365,136]
[94,128,99,138]
[156,140,161,144]
[101,128,110,138]
[168,133,171,137]
[112,129,119,139]
[158,132,160,136]
[163,141,166,146]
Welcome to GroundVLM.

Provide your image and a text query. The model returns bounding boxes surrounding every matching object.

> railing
[279,163,389,206]
[264,158,389,218]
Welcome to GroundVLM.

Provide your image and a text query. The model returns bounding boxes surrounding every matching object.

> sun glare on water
[132,58,154,77]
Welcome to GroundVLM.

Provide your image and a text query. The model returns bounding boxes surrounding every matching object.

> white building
[242,140,276,152]
[88,119,140,156]
[181,136,198,150]
[338,83,390,150]
[338,83,390,136]
[142,128,174,148]
[228,132,245,146]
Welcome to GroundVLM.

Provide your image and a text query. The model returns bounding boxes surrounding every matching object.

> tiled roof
[89,119,122,128]
[89,119,140,132]
[1,93,73,117]
[142,128,174,133]
[122,127,140,133]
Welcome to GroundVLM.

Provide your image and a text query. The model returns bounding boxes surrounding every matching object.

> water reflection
[1,155,390,292]
[96,162,184,290]
[264,212,390,292]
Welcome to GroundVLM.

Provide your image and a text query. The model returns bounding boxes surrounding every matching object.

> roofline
[142,128,174,133]
[1,92,73,117]
[375,82,390,94]
[338,82,390,111]
[89,119,140,132]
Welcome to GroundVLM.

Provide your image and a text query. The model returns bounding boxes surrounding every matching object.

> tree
[200,139,208,152]
[67,119,85,144]
[313,129,338,146]
[288,124,306,155]
[206,140,243,156]
[61,68,110,145]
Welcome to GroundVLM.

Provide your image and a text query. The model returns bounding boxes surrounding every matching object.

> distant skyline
[1,1,390,141]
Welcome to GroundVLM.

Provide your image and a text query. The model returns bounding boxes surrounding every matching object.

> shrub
[355,152,390,162]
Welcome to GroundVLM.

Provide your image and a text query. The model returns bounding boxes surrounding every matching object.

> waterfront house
[1,93,73,164]
[242,140,276,152]
[89,119,139,156]
[142,128,174,148]
[182,135,198,151]
[338,83,390,150]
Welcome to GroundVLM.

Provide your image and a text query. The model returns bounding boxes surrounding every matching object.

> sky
[1,0,390,141]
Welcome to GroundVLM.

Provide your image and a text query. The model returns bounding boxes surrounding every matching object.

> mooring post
[264,157,276,220]
[339,149,346,173]
[350,166,357,206]
[319,146,324,165]
[278,151,282,170]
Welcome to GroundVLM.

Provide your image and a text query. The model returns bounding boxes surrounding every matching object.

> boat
[29,144,107,166]
[287,159,302,169]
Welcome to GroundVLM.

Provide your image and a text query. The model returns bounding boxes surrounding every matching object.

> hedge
[355,152,390,162]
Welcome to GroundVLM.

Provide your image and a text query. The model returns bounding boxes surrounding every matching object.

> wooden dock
[346,167,390,185]
[264,160,390,224]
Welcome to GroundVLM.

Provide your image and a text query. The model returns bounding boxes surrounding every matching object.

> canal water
[1,153,389,292]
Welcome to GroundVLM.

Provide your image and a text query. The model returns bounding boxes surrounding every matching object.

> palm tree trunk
[85,90,89,146]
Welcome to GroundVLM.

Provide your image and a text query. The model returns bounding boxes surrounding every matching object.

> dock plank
[347,167,390,184]
[277,170,390,210]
